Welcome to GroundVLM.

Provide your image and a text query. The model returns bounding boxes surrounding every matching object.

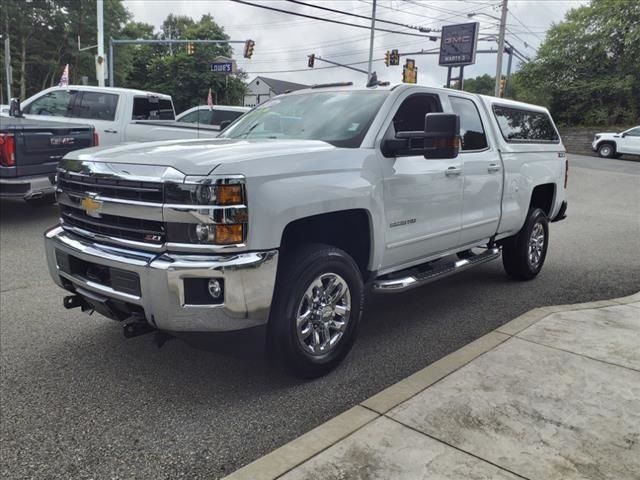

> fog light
[208,279,222,299]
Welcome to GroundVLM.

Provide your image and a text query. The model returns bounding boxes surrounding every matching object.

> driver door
[22,88,79,124]
[378,92,464,270]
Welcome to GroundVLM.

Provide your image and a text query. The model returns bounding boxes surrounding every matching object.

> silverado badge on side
[80,195,103,218]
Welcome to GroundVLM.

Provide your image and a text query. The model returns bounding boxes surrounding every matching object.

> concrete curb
[223,292,639,480]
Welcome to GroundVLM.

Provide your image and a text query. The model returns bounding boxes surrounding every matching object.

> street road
[1,154,639,479]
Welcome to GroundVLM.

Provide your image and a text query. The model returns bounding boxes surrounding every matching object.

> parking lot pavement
[238,294,640,480]
[1,154,639,479]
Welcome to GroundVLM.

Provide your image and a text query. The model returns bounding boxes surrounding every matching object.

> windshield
[220,91,388,148]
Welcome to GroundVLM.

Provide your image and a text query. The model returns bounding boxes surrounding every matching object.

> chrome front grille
[60,204,165,244]
[57,171,164,203]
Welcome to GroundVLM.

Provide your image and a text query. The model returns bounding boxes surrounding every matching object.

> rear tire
[267,244,363,379]
[598,143,615,158]
[502,208,549,281]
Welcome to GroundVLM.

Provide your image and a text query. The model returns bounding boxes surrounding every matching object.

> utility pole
[96,0,105,87]
[4,37,11,101]
[494,0,508,97]
[505,46,514,97]
[366,0,377,82]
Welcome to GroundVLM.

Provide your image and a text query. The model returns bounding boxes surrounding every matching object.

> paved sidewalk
[226,292,640,480]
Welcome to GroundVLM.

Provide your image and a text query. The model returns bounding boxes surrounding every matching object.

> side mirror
[219,120,232,131]
[9,98,24,118]
[423,113,460,159]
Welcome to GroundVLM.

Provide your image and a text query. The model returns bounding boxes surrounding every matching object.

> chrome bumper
[0,174,56,199]
[44,226,279,332]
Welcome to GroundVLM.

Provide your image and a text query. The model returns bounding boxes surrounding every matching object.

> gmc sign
[439,22,480,67]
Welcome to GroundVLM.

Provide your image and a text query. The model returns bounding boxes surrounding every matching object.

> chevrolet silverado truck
[1,101,96,204]
[44,83,568,378]
[16,86,221,145]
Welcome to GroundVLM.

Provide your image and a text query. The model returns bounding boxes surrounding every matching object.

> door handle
[445,166,462,176]
[487,163,501,173]
[104,128,118,133]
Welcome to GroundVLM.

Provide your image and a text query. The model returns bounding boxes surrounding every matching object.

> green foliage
[462,74,496,96]
[516,0,640,126]
[0,1,247,111]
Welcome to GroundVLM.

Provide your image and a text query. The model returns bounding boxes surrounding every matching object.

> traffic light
[390,49,400,66]
[402,58,417,84]
[384,51,390,67]
[499,76,507,97]
[308,53,315,68]
[186,42,194,55]
[243,39,255,59]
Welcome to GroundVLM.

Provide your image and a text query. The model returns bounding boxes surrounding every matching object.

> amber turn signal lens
[217,185,243,205]
[214,224,244,244]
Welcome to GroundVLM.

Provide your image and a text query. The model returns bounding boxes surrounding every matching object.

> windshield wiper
[239,123,260,139]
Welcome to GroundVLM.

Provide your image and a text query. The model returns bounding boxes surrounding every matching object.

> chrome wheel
[296,273,351,356]
[528,222,545,268]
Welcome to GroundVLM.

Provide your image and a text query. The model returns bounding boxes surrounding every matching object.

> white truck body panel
[19,86,220,145]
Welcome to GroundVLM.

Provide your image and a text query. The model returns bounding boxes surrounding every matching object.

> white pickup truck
[592,125,640,158]
[44,83,568,378]
[18,86,221,145]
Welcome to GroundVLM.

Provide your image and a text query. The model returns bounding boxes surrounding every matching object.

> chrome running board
[372,247,501,293]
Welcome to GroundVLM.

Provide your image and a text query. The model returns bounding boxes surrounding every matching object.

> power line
[241,58,384,74]
[230,0,439,39]
[508,10,544,41]
[286,0,428,32]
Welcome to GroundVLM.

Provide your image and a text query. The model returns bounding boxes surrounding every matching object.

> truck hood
[68,138,336,176]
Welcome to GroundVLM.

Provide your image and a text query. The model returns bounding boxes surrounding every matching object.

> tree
[462,74,496,96]
[516,0,640,126]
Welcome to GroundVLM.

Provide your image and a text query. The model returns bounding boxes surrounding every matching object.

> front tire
[598,143,615,158]
[268,244,364,379]
[502,208,549,281]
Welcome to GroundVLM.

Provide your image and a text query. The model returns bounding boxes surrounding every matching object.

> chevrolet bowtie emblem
[80,195,103,218]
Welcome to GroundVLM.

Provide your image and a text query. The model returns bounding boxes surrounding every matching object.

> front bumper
[0,174,56,200]
[44,226,279,332]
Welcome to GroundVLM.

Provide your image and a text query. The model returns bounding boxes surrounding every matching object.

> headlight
[164,177,247,247]
[165,181,245,206]
[594,135,601,140]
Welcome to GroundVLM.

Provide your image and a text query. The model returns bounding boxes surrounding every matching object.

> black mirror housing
[423,113,460,159]
[219,120,232,131]
[9,98,24,118]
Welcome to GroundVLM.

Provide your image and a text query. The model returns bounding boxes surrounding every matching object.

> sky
[123,0,587,88]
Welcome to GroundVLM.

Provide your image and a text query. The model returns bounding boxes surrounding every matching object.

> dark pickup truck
[0,115,96,203]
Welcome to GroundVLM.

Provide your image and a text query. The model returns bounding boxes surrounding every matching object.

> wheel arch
[280,209,374,279]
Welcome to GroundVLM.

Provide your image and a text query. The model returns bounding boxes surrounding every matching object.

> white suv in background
[176,105,249,130]
[592,126,640,158]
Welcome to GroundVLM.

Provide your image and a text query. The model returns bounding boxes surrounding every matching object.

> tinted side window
[493,106,559,143]
[24,90,75,116]
[73,92,118,121]
[177,111,198,123]
[626,127,640,137]
[449,96,488,151]
[196,110,214,124]
[211,110,245,125]
[392,94,442,134]
[132,97,175,120]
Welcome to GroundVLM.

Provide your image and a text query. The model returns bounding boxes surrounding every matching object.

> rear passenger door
[71,91,122,145]
[449,95,502,246]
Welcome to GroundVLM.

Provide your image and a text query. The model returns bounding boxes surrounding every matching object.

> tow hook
[123,320,175,348]
[63,294,94,314]
[123,321,155,338]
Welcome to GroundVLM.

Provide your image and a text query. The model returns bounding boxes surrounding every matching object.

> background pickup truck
[0,112,95,203]
[16,85,221,145]
[44,83,568,378]
[592,125,640,158]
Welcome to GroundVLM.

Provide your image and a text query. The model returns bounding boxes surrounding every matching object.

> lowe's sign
[439,22,480,67]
